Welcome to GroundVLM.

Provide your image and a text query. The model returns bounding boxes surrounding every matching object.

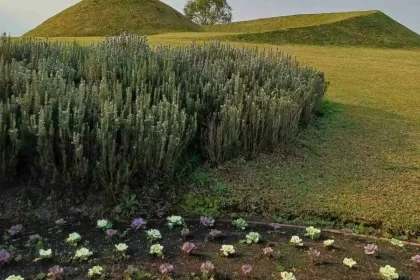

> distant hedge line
[0,34,327,193]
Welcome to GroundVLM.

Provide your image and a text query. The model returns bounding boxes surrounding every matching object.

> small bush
[0,34,327,193]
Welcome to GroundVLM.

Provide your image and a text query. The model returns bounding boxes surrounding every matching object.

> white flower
[220,245,236,256]
[323,239,335,247]
[379,265,399,280]
[281,271,296,280]
[65,232,81,245]
[343,258,357,268]
[146,229,162,241]
[75,247,93,260]
[167,216,183,228]
[88,266,104,277]
[39,249,52,258]
[150,244,164,258]
[245,232,261,244]
[115,243,128,252]
[305,226,321,239]
[5,276,25,280]
[97,219,109,229]
[390,238,404,248]
[289,236,303,246]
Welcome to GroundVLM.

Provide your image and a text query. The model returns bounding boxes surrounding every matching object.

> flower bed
[1,217,419,279]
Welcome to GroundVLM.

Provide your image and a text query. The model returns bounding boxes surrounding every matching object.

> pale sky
[0,0,419,36]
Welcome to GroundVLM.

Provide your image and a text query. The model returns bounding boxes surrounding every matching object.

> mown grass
[204,10,374,33]
[24,0,201,37]
[210,45,420,235]
[224,12,420,48]
[26,35,420,235]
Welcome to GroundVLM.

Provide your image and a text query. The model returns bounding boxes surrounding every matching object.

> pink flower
[7,224,22,236]
[242,264,252,276]
[412,255,420,264]
[209,229,221,238]
[308,248,321,258]
[364,244,378,255]
[0,250,11,264]
[201,261,215,274]
[182,242,196,254]
[159,263,174,275]
[269,223,282,230]
[47,265,64,279]
[131,218,146,230]
[263,247,274,256]
[106,229,118,237]
[200,216,215,227]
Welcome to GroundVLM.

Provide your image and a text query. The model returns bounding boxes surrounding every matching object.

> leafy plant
[114,194,140,217]
[181,194,221,217]
[232,218,248,230]
[123,265,151,280]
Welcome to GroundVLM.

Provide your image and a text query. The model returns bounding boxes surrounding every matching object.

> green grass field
[209,44,420,235]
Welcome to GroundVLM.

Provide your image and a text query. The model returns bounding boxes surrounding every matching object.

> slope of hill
[25,0,201,37]
[204,11,373,33]
[208,11,420,48]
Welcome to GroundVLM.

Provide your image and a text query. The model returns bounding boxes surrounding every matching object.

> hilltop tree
[183,0,233,25]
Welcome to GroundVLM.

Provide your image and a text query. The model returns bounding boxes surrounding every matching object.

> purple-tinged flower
[29,234,41,242]
[242,264,252,276]
[0,250,11,264]
[181,228,190,237]
[47,265,64,279]
[131,218,146,230]
[159,263,174,275]
[7,225,23,236]
[364,244,378,255]
[182,242,196,254]
[209,229,221,238]
[200,216,215,227]
[269,223,282,230]
[308,248,321,258]
[201,261,215,274]
[412,255,420,264]
[263,247,274,256]
[106,229,118,237]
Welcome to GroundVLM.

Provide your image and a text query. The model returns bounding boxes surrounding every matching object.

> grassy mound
[204,11,373,33]
[24,0,201,37]
[209,11,420,48]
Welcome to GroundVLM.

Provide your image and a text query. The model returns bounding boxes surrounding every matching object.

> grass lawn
[28,36,420,235]
[210,44,420,235]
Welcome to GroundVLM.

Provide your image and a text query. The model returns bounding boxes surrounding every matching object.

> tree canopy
[183,0,233,25]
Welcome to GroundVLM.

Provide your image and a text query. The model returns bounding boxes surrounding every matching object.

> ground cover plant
[0,34,327,195]
[1,217,419,279]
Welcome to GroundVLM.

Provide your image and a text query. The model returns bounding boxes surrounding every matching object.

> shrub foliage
[0,34,327,192]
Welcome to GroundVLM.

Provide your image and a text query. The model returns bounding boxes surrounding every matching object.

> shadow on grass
[212,100,420,234]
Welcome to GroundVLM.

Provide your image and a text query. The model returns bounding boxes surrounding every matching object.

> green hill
[207,11,420,48]
[25,0,201,37]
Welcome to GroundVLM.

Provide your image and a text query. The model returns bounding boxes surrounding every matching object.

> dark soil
[1,219,419,279]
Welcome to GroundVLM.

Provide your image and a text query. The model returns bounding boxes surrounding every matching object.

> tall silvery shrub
[0,35,327,192]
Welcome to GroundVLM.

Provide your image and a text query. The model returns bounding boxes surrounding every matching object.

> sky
[0,0,419,36]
